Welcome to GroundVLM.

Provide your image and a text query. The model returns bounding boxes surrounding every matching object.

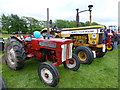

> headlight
[92,34,97,38]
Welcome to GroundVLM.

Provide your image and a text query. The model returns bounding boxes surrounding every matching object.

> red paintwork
[105,25,120,46]
[105,33,114,45]
[18,35,72,66]
[108,33,114,37]
[106,37,112,45]
[23,35,30,39]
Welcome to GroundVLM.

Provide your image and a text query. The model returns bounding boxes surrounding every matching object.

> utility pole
[47,8,50,39]
[76,8,79,27]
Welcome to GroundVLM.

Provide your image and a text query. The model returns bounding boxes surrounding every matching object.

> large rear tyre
[74,46,94,64]
[4,37,26,70]
[63,54,80,71]
[96,48,107,58]
[106,44,113,51]
[38,62,60,87]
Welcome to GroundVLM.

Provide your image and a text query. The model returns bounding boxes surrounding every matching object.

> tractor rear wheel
[63,54,80,71]
[38,62,60,87]
[4,37,26,70]
[74,46,94,64]
[106,44,113,51]
[96,48,107,58]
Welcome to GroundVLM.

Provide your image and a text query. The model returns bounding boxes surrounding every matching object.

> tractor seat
[20,35,32,41]
[24,37,32,41]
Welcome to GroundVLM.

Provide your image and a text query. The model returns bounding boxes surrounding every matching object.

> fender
[9,36,22,42]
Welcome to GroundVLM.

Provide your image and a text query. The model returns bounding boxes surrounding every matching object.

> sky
[0,0,119,27]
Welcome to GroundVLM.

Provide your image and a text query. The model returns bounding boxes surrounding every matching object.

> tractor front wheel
[63,54,80,71]
[96,48,107,58]
[38,62,60,87]
[106,44,113,51]
[74,46,94,64]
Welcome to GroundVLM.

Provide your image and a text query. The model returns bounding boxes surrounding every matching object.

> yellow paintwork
[96,44,105,48]
[41,25,105,48]
[88,33,99,45]
[61,34,70,37]
[106,44,113,50]
[78,51,87,61]
[73,35,87,45]
[62,25,104,31]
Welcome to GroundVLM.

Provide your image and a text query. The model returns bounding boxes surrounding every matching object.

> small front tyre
[38,62,60,87]
[96,48,107,58]
[106,44,113,51]
[63,54,80,71]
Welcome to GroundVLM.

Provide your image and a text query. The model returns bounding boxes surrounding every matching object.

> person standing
[103,29,109,44]
[111,30,119,49]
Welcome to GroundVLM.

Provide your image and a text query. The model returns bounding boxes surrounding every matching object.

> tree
[10,14,28,33]
[2,14,28,34]
[91,22,100,25]
[1,13,103,34]
[53,20,101,28]
[1,14,11,33]
[23,16,43,33]
[54,20,68,28]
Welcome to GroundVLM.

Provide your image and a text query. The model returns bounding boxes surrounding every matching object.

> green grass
[0,34,16,38]
[0,47,119,88]
[0,34,119,88]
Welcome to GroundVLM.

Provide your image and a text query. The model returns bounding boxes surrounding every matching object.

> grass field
[0,34,16,38]
[0,34,119,88]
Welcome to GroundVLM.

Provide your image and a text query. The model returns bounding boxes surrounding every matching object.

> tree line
[0,14,101,34]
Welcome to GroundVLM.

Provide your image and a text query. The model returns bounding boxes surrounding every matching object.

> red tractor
[3,31,80,87]
[105,30,114,51]
[105,25,120,50]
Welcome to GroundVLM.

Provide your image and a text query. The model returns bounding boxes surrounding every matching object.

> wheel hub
[78,51,87,61]
[66,58,76,68]
[41,68,53,84]
[44,73,49,78]
[69,59,74,64]
[107,45,112,50]
[7,48,17,65]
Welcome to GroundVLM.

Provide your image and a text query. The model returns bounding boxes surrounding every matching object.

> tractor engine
[73,35,88,45]
[22,35,73,66]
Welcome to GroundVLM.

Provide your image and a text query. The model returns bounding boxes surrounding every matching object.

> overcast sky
[0,0,119,27]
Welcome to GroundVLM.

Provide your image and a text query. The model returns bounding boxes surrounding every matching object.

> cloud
[118,1,120,27]
[0,0,119,27]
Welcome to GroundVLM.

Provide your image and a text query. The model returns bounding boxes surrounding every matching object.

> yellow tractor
[41,25,107,64]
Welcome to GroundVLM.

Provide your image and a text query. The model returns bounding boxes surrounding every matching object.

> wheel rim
[41,68,53,84]
[78,51,87,61]
[66,58,76,68]
[7,48,17,65]
[106,45,112,50]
